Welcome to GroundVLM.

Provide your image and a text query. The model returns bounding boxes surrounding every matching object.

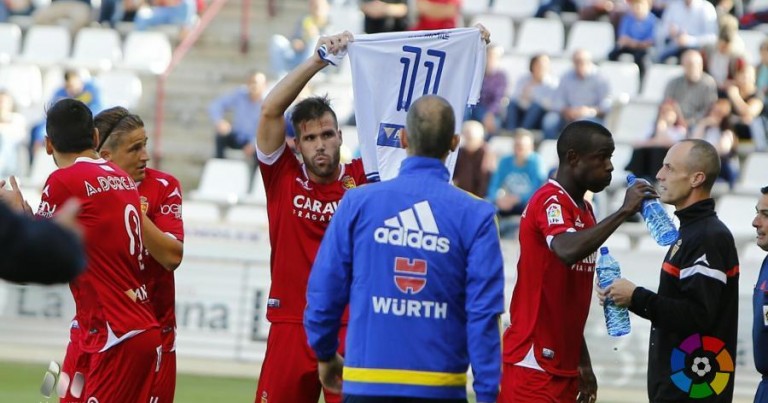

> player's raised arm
[257,31,354,155]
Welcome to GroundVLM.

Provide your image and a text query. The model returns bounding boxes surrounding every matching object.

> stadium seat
[599,61,640,102]
[565,21,615,61]
[735,152,768,195]
[181,200,221,223]
[0,23,22,64]
[716,194,759,246]
[67,28,123,72]
[739,29,766,65]
[18,25,71,66]
[328,2,364,34]
[224,205,269,228]
[462,0,490,17]
[340,125,360,159]
[492,0,539,20]
[121,31,172,74]
[537,139,558,174]
[608,142,633,188]
[498,54,530,92]
[639,64,683,103]
[0,64,43,110]
[470,14,514,50]
[749,0,768,12]
[23,148,58,189]
[515,18,564,57]
[610,101,658,144]
[95,70,143,109]
[244,169,267,206]
[488,135,514,157]
[191,158,251,204]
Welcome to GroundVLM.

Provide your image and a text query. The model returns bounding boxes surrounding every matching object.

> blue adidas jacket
[305,156,505,402]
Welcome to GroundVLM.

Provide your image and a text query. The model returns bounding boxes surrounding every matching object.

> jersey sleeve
[532,189,578,248]
[36,175,72,219]
[152,177,184,242]
[257,143,296,192]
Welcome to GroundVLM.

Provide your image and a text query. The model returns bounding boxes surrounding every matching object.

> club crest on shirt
[546,203,564,225]
[670,239,682,259]
[295,177,313,191]
[140,196,149,215]
[341,175,356,190]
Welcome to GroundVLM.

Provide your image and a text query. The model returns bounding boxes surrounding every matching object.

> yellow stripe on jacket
[343,367,467,387]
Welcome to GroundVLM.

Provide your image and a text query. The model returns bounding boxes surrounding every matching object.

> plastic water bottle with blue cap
[596,247,631,337]
[627,174,679,246]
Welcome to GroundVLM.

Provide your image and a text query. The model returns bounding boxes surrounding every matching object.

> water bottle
[627,174,679,246]
[596,247,631,337]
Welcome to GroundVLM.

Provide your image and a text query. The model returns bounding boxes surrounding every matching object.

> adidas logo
[373,201,450,253]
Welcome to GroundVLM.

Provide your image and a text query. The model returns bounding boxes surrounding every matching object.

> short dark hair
[530,54,545,72]
[94,106,144,151]
[760,185,767,195]
[291,95,338,139]
[63,69,81,82]
[681,139,721,191]
[556,120,612,161]
[46,99,95,153]
[405,95,455,159]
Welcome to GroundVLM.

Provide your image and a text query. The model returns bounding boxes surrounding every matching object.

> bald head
[404,95,457,159]
[682,49,704,82]
[680,139,721,191]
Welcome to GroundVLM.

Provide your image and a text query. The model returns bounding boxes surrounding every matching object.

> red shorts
[499,364,579,403]
[150,350,176,403]
[59,326,89,403]
[255,323,346,403]
[84,328,162,403]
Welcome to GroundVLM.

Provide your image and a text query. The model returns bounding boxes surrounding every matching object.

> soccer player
[253,31,367,403]
[304,95,505,403]
[500,121,651,403]
[753,185,768,403]
[95,106,184,403]
[38,99,160,403]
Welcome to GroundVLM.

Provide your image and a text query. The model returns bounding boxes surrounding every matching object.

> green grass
[0,360,256,403]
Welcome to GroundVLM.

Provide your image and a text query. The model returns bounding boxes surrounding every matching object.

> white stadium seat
[181,200,221,223]
[716,194,761,245]
[0,23,22,63]
[739,29,767,65]
[515,18,564,57]
[492,0,539,20]
[470,14,514,50]
[224,205,269,227]
[95,70,143,109]
[599,61,640,102]
[67,27,123,71]
[0,64,43,110]
[19,25,71,66]
[121,31,172,74]
[735,152,768,195]
[610,101,658,144]
[640,64,683,103]
[191,159,251,204]
[565,21,615,61]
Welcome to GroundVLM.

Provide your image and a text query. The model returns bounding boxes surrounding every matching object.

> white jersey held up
[347,28,486,182]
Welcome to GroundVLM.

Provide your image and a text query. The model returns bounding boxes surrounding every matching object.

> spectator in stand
[32,0,91,35]
[133,0,198,35]
[756,39,768,105]
[0,91,27,177]
[411,0,459,31]
[726,63,766,150]
[466,44,507,137]
[542,49,611,140]
[625,99,688,183]
[269,0,330,78]
[505,54,557,132]
[486,129,545,238]
[29,69,103,166]
[655,0,718,63]
[453,120,495,198]
[535,0,578,18]
[701,29,745,94]
[689,98,738,186]
[663,49,718,127]
[208,71,267,161]
[360,0,408,34]
[608,0,658,79]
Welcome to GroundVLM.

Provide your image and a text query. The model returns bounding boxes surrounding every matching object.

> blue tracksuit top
[305,156,505,402]
[754,256,768,375]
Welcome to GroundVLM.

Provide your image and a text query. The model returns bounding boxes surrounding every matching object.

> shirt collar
[398,156,450,181]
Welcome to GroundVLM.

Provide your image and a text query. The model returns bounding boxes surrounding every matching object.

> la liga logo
[670,333,734,399]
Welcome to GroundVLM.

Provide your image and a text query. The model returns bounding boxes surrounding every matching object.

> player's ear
[449,134,460,152]
[399,128,409,149]
[44,137,53,155]
[99,149,111,160]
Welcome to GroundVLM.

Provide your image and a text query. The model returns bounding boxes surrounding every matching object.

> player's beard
[306,148,341,179]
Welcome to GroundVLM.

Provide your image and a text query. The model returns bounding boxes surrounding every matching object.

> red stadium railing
[152,0,256,168]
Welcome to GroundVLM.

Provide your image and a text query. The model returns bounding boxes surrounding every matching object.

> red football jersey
[504,180,597,377]
[258,145,367,324]
[138,168,184,352]
[37,157,157,353]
